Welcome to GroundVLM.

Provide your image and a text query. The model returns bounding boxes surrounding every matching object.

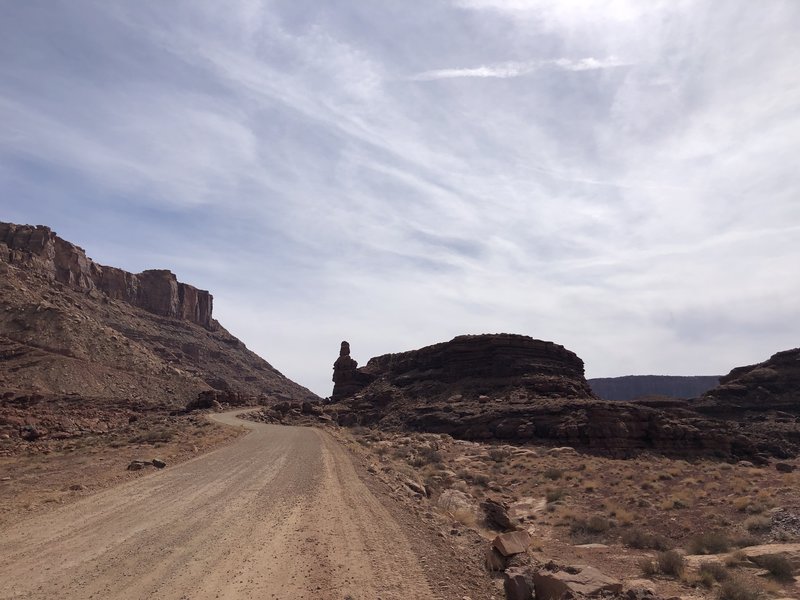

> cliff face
[0,223,213,329]
[694,348,800,415]
[0,221,317,408]
[589,375,720,401]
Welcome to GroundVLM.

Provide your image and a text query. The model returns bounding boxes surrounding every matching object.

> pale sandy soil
[0,411,476,600]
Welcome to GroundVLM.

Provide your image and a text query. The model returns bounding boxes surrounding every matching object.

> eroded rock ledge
[0,222,213,329]
[320,336,799,461]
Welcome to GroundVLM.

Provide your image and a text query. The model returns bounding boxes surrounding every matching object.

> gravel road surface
[0,410,435,599]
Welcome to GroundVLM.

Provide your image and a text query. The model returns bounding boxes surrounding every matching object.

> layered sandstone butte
[0,221,317,411]
[323,336,798,460]
[0,223,213,329]
[332,334,595,401]
[694,348,800,415]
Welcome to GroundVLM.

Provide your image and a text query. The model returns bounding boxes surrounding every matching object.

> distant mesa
[588,375,721,402]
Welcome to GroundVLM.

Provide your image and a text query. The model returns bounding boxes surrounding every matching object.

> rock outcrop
[694,348,800,415]
[332,334,595,402]
[1,223,213,329]
[332,341,374,401]
[531,563,623,599]
[321,336,798,460]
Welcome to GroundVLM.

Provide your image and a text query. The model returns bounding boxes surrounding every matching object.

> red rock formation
[0,222,214,329]
[335,334,595,401]
[694,348,800,415]
[332,341,375,401]
[323,335,799,460]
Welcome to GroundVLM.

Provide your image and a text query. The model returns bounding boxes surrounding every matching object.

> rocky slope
[0,222,316,448]
[589,375,720,401]
[315,336,799,461]
[693,348,800,416]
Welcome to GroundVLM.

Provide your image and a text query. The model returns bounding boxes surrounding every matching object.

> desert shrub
[487,446,512,461]
[731,535,760,548]
[418,445,443,464]
[544,467,564,480]
[392,446,413,460]
[725,550,749,568]
[609,506,634,525]
[622,528,671,551]
[587,515,611,534]
[456,468,475,481]
[129,427,175,444]
[657,550,686,577]
[744,516,771,533]
[451,506,477,528]
[718,574,764,600]
[474,473,490,487]
[660,494,692,510]
[546,488,566,503]
[570,515,611,539]
[699,561,729,585]
[758,554,794,581]
[638,557,657,577]
[689,531,731,555]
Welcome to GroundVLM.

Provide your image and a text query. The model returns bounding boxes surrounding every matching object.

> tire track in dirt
[0,410,433,600]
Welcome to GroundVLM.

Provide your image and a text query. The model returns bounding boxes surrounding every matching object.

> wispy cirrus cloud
[1,0,799,396]
[410,56,631,80]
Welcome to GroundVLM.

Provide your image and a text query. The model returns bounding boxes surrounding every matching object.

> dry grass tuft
[688,531,731,555]
[717,574,765,600]
[622,528,671,551]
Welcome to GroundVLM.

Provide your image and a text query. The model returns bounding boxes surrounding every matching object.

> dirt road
[0,411,435,599]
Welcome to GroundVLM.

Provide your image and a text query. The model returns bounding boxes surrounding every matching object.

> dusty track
[0,410,434,599]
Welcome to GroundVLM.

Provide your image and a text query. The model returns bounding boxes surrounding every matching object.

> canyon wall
[0,223,213,329]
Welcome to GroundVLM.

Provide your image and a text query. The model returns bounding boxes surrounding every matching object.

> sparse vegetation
[657,550,686,577]
[731,535,760,548]
[757,554,794,581]
[635,545,683,580]
[698,561,729,587]
[569,514,611,541]
[487,446,512,462]
[622,528,671,551]
[129,427,175,444]
[689,531,731,555]
[717,574,765,600]
[743,516,771,533]
[450,506,478,528]
[638,556,657,577]
[544,467,563,480]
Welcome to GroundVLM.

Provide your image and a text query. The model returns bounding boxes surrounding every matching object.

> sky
[1,1,799,397]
